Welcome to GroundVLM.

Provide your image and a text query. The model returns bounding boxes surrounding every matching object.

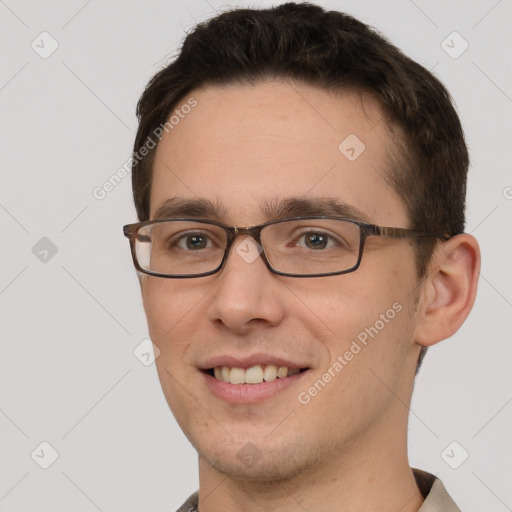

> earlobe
[414,234,481,347]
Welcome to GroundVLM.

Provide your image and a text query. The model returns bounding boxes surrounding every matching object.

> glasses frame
[123,216,447,279]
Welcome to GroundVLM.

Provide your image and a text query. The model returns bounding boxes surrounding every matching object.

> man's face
[143,81,424,480]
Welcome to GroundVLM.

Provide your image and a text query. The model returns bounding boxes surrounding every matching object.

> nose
[207,237,286,334]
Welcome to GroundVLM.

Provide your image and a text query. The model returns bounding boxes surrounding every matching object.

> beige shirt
[176,469,460,511]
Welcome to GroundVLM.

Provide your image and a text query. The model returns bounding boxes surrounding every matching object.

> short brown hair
[131,2,470,369]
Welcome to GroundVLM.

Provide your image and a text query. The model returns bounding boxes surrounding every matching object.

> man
[123,3,480,510]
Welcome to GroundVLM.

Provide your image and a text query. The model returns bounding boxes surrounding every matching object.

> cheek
[301,286,416,421]
[141,279,218,380]
[141,280,197,355]
[142,280,201,416]
[288,273,394,336]
[142,280,173,340]
[295,258,417,362]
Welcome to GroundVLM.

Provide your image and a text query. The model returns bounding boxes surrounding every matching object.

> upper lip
[200,353,310,370]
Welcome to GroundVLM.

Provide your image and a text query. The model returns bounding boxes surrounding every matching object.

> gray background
[0,0,510,510]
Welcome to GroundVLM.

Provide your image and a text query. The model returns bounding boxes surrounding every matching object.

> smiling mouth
[205,364,309,385]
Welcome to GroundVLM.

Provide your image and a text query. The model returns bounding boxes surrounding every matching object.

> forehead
[150,80,408,226]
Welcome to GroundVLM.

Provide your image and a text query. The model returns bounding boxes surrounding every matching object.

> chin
[196,435,321,483]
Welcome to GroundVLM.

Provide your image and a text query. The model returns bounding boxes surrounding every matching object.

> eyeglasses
[123,216,445,279]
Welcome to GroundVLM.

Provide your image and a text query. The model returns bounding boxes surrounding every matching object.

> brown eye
[304,232,329,249]
[177,233,211,250]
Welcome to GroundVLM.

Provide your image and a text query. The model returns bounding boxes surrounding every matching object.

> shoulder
[175,491,199,512]
[175,473,460,512]
[413,468,461,512]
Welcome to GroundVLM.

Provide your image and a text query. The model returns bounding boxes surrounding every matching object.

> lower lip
[202,371,309,404]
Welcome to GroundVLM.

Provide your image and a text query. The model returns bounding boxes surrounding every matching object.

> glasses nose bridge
[224,224,265,258]
[229,224,265,243]
[233,224,264,239]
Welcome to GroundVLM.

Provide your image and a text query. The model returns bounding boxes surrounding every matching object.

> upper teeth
[213,365,301,385]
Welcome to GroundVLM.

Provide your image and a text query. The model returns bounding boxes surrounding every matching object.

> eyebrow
[152,196,371,224]
[263,197,371,223]
[153,197,228,220]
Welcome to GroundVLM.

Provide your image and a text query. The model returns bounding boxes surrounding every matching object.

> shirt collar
[176,469,461,511]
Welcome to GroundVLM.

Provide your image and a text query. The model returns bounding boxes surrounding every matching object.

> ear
[414,234,481,347]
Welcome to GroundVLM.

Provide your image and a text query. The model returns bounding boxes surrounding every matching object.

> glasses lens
[262,218,361,275]
[134,221,227,275]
